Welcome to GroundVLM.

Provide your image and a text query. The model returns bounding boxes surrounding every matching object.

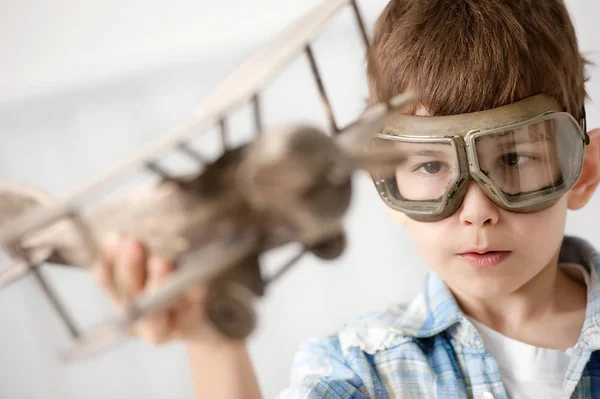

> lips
[458,250,512,268]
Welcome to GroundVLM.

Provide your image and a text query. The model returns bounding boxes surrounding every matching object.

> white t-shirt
[467,316,574,399]
[466,263,588,399]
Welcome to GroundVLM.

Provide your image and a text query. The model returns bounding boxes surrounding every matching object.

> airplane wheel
[308,232,346,260]
[205,281,256,340]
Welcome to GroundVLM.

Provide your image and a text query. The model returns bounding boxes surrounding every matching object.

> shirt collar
[559,236,600,351]
[387,235,600,350]
[389,270,461,338]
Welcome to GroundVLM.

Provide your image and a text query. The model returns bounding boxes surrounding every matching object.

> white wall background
[0,1,598,398]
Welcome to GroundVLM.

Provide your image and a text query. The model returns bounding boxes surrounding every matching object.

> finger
[91,232,124,307]
[147,255,173,286]
[133,256,174,344]
[114,236,147,302]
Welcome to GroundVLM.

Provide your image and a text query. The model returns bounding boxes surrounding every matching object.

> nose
[457,180,500,227]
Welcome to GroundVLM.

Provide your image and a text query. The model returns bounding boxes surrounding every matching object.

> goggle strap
[581,106,590,145]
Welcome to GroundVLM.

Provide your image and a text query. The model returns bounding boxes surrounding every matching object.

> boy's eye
[416,161,443,174]
[500,152,532,166]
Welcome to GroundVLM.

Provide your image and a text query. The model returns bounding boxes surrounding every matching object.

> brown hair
[367,0,589,120]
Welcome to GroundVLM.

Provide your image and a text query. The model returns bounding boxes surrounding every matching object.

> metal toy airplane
[0,0,415,361]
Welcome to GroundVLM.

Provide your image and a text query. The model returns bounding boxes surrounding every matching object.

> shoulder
[281,302,415,398]
[293,296,429,366]
[293,284,447,361]
[335,302,416,355]
[280,277,471,398]
[560,235,600,265]
[281,298,441,398]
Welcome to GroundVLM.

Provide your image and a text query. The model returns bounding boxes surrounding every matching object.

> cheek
[404,220,450,265]
[505,194,567,232]
[503,198,568,258]
[386,208,408,226]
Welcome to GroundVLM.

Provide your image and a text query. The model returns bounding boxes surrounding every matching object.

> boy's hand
[92,234,263,399]
[92,233,212,345]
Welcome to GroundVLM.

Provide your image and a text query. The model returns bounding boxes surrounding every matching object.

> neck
[452,253,586,335]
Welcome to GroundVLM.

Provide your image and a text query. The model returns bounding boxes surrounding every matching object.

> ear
[568,128,600,210]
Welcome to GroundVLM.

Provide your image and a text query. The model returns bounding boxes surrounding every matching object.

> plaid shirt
[278,236,600,399]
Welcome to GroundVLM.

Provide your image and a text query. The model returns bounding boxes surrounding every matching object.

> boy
[94,0,600,397]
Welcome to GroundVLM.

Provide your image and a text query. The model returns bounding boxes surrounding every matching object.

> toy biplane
[0,0,415,361]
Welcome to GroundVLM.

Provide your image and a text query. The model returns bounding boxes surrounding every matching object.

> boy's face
[388,106,600,299]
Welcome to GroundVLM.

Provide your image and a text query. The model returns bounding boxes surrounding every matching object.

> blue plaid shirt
[278,236,600,398]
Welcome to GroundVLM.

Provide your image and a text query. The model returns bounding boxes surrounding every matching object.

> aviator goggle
[371,94,590,222]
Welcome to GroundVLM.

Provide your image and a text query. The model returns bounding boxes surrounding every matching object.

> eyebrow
[491,128,552,147]
[406,150,449,157]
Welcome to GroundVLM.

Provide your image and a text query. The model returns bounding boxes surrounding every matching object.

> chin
[450,275,524,299]
[462,285,511,299]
